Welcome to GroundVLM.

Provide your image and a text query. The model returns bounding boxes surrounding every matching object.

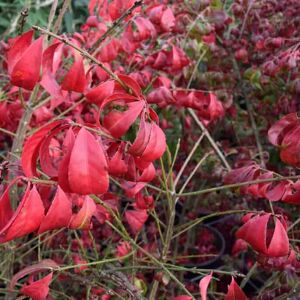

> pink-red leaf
[224,277,246,300]
[21,120,66,178]
[20,272,53,300]
[125,209,148,234]
[0,185,44,243]
[10,259,58,291]
[199,272,213,300]
[85,80,115,104]
[38,187,72,234]
[103,100,144,138]
[68,127,109,195]
[10,36,43,90]
[61,58,86,93]
[69,196,97,229]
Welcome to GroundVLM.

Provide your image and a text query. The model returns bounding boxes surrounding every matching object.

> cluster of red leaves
[1,0,300,299]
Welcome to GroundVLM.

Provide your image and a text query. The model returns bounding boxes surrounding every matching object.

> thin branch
[52,0,71,35]
[173,133,205,189]
[176,175,300,197]
[188,108,232,170]
[47,0,58,31]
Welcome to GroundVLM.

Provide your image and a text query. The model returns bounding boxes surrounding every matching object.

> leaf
[7,30,33,74]
[85,80,115,104]
[160,7,175,31]
[61,58,86,93]
[224,277,246,300]
[129,118,152,156]
[69,196,96,229]
[10,259,58,291]
[199,272,212,300]
[68,128,109,195]
[11,36,43,90]
[21,120,66,178]
[139,122,166,162]
[20,272,53,300]
[103,100,145,138]
[108,145,128,176]
[125,209,148,234]
[268,113,298,146]
[38,187,72,234]
[0,185,44,243]
[236,213,269,254]
[58,127,76,193]
[236,213,290,257]
[118,74,142,97]
[267,218,289,257]
[40,72,65,109]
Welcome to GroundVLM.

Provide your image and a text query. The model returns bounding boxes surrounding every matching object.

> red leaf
[0,185,44,243]
[21,120,66,178]
[58,128,76,193]
[236,213,269,254]
[224,277,246,300]
[116,241,132,258]
[103,100,145,138]
[125,209,148,234]
[7,30,33,74]
[133,17,156,41]
[40,72,65,109]
[61,58,86,93]
[224,163,260,184]
[268,113,299,146]
[118,74,142,97]
[38,187,72,234]
[86,80,115,104]
[172,297,192,300]
[20,272,53,300]
[279,125,300,167]
[283,179,300,204]
[68,127,109,195]
[236,213,290,257]
[11,36,43,90]
[129,118,152,156]
[10,259,58,291]
[69,196,96,229]
[199,272,212,300]
[108,146,128,176]
[265,181,289,202]
[139,122,166,162]
[161,7,175,31]
[267,217,290,257]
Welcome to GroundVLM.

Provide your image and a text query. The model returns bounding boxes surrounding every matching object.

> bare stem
[188,108,232,170]
[176,174,300,197]
[52,0,71,35]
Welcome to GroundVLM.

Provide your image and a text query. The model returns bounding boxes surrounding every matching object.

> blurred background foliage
[0,0,88,38]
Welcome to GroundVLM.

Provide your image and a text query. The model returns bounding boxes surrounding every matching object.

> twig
[173,210,248,239]
[246,99,266,168]
[47,0,58,31]
[17,8,29,35]
[188,108,232,170]
[99,264,145,300]
[173,133,205,189]
[176,174,300,197]
[91,0,144,55]
[52,0,71,35]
